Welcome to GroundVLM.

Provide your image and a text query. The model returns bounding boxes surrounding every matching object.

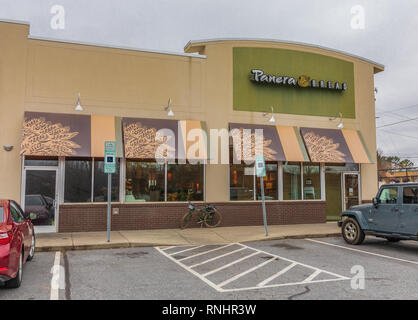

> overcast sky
[1,0,417,162]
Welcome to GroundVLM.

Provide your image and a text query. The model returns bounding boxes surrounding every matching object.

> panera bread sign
[250,69,348,91]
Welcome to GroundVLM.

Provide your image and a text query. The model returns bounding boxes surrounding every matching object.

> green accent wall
[233,47,355,118]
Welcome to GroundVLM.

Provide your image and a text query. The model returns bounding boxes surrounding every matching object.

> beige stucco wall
[0,22,28,201]
[0,21,381,205]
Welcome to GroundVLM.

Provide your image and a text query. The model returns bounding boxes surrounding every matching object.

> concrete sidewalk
[35,222,341,252]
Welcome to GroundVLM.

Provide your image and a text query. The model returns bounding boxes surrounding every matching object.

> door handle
[415,208,418,213]
[392,207,399,212]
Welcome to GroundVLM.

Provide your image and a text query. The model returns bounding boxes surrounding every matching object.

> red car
[0,200,35,288]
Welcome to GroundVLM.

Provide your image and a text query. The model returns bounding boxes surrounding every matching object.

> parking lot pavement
[0,237,417,300]
[0,252,56,300]
[156,243,350,293]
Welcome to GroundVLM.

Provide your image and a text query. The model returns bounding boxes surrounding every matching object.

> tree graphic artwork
[21,117,81,156]
[303,131,346,162]
[123,122,176,159]
[230,128,277,161]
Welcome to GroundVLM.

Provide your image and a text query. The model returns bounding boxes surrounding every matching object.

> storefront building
[0,20,384,233]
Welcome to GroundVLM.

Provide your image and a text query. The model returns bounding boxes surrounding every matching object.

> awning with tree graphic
[228,123,309,162]
[122,117,207,161]
[21,112,123,157]
[300,127,373,163]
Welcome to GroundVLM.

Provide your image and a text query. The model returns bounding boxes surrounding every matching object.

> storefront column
[320,163,326,201]
[119,158,126,203]
[278,162,283,201]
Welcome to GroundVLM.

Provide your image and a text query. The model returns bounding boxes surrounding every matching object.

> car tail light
[0,232,11,245]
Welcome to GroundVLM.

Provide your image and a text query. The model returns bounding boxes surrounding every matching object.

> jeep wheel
[342,218,365,245]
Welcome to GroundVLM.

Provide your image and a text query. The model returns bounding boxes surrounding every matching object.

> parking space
[0,237,417,299]
[156,242,350,292]
[0,252,56,300]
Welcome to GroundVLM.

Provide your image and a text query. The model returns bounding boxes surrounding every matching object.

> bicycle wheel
[204,210,222,228]
[180,211,193,229]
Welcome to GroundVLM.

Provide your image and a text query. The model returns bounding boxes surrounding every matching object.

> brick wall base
[58,201,326,233]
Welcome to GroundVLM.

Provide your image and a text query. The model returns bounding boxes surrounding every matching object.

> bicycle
[180,201,222,229]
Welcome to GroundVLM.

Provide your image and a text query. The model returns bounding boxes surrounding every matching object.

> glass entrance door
[24,169,58,233]
[325,172,342,220]
[343,173,360,210]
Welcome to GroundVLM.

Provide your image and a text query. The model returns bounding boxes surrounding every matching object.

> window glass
[325,163,359,172]
[10,204,24,223]
[167,163,204,201]
[65,159,92,202]
[403,187,418,204]
[283,162,301,200]
[0,207,4,223]
[379,187,398,204]
[94,159,120,202]
[25,195,44,206]
[256,163,278,200]
[125,161,165,202]
[303,164,321,200]
[24,157,58,167]
[230,163,254,200]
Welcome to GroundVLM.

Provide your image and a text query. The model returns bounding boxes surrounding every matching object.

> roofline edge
[29,35,207,59]
[185,38,384,69]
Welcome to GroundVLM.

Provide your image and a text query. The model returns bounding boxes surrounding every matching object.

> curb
[34,233,341,253]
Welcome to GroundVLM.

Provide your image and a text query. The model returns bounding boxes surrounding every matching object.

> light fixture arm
[164,98,174,116]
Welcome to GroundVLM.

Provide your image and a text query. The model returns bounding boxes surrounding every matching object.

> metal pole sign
[104,141,116,242]
[255,155,268,236]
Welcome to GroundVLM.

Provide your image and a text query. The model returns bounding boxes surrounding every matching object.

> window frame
[229,161,326,202]
[63,157,121,203]
[124,159,206,203]
[377,186,399,205]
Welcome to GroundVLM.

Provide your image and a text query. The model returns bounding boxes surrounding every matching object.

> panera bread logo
[250,69,348,91]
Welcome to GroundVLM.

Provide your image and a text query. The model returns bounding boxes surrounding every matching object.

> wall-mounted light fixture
[164,98,174,116]
[263,106,276,123]
[3,145,13,152]
[329,112,344,129]
[75,92,83,111]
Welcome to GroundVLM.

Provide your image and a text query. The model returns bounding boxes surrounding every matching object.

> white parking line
[189,247,247,269]
[302,269,321,283]
[50,251,61,300]
[169,245,205,256]
[177,244,235,261]
[202,252,260,277]
[217,257,277,287]
[305,238,418,265]
[160,246,176,251]
[257,262,297,287]
[156,242,350,293]
[221,277,350,293]
[155,246,221,292]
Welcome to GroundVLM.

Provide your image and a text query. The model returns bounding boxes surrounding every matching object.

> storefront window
[325,163,359,172]
[24,156,58,167]
[256,163,278,200]
[167,163,204,201]
[64,159,92,202]
[230,163,254,200]
[283,162,301,200]
[125,161,165,202]
[303,164,321,200]
[93,159,120,202]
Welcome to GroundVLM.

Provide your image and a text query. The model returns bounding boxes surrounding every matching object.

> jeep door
[371,186,401,233]
[400,186,418,235]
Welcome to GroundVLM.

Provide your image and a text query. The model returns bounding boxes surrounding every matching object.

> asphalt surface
[1,236,417,300]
